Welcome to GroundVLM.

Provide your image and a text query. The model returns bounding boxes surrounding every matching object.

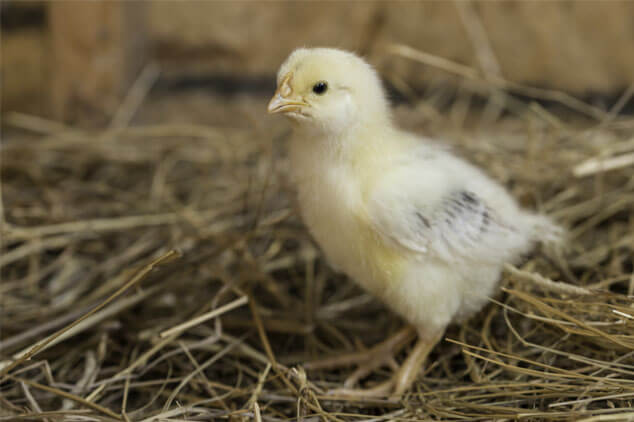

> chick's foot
[328,331,443,399]
[304,326,416,388]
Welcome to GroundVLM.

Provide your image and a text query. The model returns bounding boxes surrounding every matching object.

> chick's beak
[267,73,307,114]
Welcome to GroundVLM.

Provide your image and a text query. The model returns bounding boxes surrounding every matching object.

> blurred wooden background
[2,1,634,121]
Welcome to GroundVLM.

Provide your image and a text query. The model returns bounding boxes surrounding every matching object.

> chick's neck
[298,110,395,165]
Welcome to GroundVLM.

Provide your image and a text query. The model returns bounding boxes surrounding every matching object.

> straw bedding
[1,50,634,421]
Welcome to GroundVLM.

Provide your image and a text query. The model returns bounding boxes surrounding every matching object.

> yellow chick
[268,47,562,397]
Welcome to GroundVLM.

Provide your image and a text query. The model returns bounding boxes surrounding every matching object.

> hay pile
[1,48,634,421]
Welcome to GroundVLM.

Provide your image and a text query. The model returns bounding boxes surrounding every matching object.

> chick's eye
[312,81,328,95]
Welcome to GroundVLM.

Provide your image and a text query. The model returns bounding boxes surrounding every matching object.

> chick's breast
[292,148,410,299]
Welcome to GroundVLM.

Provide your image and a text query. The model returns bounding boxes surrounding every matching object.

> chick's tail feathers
[523,213,566,251]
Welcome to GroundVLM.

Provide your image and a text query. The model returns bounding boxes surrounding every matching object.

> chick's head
[268,48,391,135]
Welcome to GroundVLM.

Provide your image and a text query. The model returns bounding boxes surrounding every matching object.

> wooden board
[149,1,634,95]
[48,1,147,122]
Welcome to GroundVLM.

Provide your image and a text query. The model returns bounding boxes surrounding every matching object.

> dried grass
[1,45,634,421]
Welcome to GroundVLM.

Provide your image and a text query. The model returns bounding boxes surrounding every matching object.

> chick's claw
[328,379,396,399]
[343,354,399,389]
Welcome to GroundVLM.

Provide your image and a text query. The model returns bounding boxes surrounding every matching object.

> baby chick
[268,47,561,397]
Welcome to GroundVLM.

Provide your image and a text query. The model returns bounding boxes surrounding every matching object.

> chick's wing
[367,151,528,264]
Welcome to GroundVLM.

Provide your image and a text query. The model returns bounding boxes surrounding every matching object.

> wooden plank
[149,1,634,96]
[48,1,147,122]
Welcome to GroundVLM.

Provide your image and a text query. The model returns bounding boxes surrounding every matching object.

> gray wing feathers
[427,190,521,262]
[373,189,531,263]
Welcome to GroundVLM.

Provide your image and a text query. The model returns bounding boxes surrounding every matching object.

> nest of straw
[1,49,634,421]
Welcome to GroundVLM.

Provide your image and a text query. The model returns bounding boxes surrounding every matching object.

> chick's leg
[304,326,416,388]
[391,329,443,397]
